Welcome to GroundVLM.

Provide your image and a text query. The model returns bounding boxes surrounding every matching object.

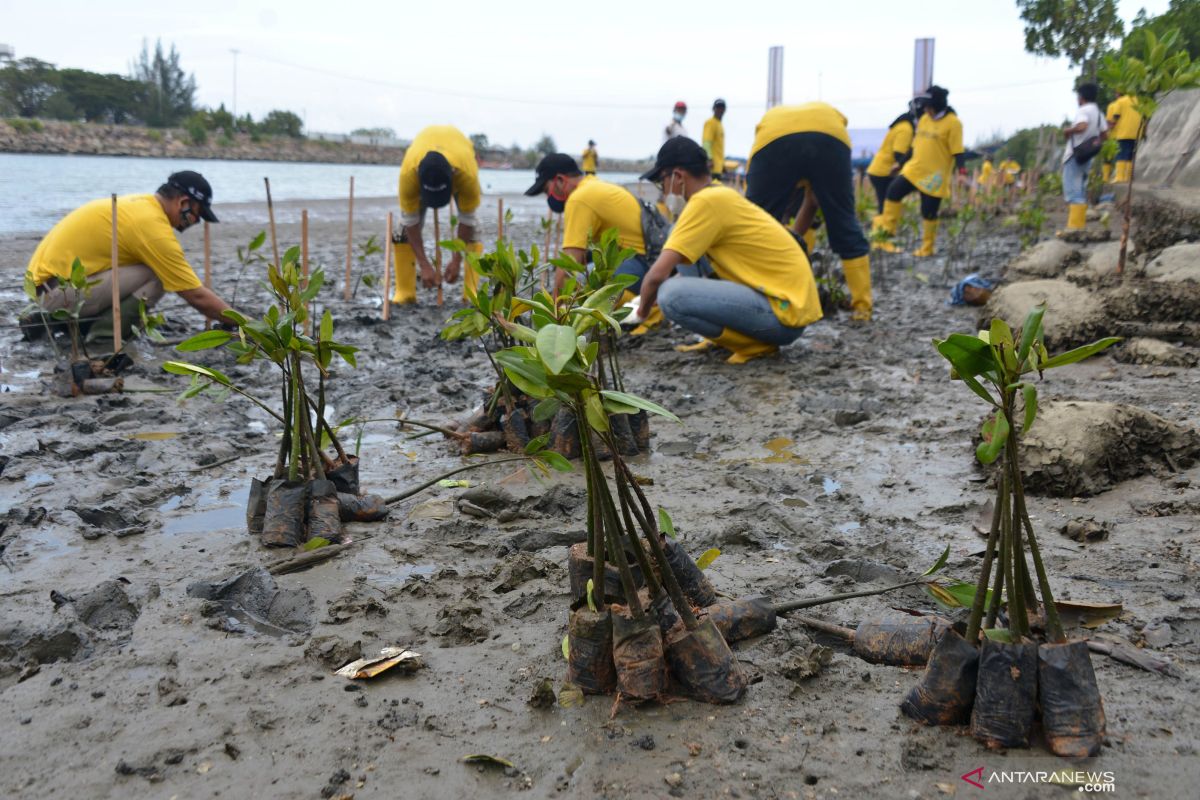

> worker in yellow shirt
[581,140,598,176]
[998,157,1020,186]
[394,125,483,303]
[872,85,964,258]
[866,99,921,213]
[23,171,234,338]
[1107,94,1143,183]
[745,101,874,321]
[703,99,726,181]
[977,157,995,188]
[637,137,822,364]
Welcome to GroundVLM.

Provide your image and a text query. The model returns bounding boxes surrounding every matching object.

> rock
[1076,241,1123,279]
[1021,401,1200,496]
[1059,517,1109,543]
[186,568,315,634]
[834,409,871,427]
[304,636,363,670]
[1114,338,1199,367]
[72,580,140,631]
[0,621,92,676]
[1144,243,1200,284]
[1006,239,1080,279]
[981,279,1106,349]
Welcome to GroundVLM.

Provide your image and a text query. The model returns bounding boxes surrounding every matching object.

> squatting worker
[394,125,482,303]
[1106,93,1143,184]
[25,171,233,334]
[581,140,598,176]
[865,98,922,213]
[525,153,661,334]
[703,99,726,181]
[871,85,964,258]
[637,137,823,365]
[745,101,874,321]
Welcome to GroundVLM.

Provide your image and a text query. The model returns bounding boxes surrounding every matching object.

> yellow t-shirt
[900,111,964,199]
[749,102,852,158]
[977,160,995,186]
[26,194,200,292]
[581,146,598,173]
[562,176,645,255]
[398,125,481,217]
[702,116,725,174]
[662,185,822,328]
[1108,95,1143,141]
[866,118,914,178]
[998,158,1020,185]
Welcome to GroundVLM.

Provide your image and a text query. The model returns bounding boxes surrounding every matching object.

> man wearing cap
[745,101,875,321]
[637,137,822,364]
[664,101,688,142]
[394,125,482,303]
[24,171,234,334]
[703,99,727,181]
[581,140,598,176]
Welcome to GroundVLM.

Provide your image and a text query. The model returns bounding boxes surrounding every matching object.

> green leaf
[535,324,578,375]
[934,334,995,380]
[695,548,720,570]
[976,412,1009,465]
[301,537,331,551]
[249,231,266,251]
[586,579,596,612]
[982,628,1013,643]
[1016,304,1045,367]
[175,330,232,352]
[320,310,333,342]
[524,433,551,455]
[495,349,554,399]
[583,390,609,433]
[925,580,987,611]
[582,282,628,312]
[561,634,570,660]
[658,508,676,539]
[598,390,679,422]
[1039,337,1122,370]
[538,451,573,472]
[1021,383,1038,433]
[922,545,950,576]
[532,397,561,423]
[162,361,232,386]
[601,395,641,415]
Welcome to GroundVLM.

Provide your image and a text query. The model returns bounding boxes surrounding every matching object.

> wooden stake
[433,207,443,306]
[203,220,211,288]
[264,177,280,267]
[301,209,310,334]
[344,176,355,301]
[383,212,393,320]
[110,193,122,352]
[497,198,504,240]
[553,213,562,258]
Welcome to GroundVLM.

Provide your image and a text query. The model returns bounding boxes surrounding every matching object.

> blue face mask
[547,195,565,213]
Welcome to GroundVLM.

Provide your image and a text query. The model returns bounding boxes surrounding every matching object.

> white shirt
[664,120,688,143]
[1063,102,1107,164]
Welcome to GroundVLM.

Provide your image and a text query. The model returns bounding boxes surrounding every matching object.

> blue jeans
[1062,156,1091,205]
[657,276,807,345]
[616,254,712,292]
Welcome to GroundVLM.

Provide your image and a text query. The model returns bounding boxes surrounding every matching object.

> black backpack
[628,191,671,261]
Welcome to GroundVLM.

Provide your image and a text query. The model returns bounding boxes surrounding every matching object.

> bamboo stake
[301,209,310,334]
[383,212,393,321]
[203,220,211,288]
[344,176,355,300]
[110,194,122,352]
[553,213,562,258]
[264,177,280,267]
[433,207,443,306]
[497,198,504,240]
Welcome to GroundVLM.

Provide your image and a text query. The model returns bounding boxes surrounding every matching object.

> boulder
[1113,338,1199,367]
[1006,240,1080,279]
[981,279,1107,349]
[1144,243,1200,284]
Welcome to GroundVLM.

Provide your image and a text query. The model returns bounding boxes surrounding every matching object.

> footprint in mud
[71,503,156,539]
[186,567,315,635]
[71,579,148,631]
[431,598,489,645]
[490,553,563,594]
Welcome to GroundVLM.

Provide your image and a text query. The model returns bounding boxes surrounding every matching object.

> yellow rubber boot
[842,255,873,322]
[712,328,778,364]
[1056,204,1088,237]
[1102,162,1113,183]
[675,339,716,353]
[463,241,484,302]
[802,228,816,255]
[631,306,664,336]
[391,240,417,304]
[871,200,904,253]
[912,220,939,257]
[1114,160,1131,184]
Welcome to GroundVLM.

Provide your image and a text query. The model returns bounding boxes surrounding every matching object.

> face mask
[176,205,196,232]
[673,111,684,123]
[547,195,566,214]
[663,173,686,216]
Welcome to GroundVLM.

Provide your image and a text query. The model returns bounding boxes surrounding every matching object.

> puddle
[0,368,41,393]
[823,477,841,495]
[23,472,54,487]
[761,437,808,464]
[836,521,861,533]
[158,495,184,512]
[772,541,792,551]
[368,563,437,587]
[162,485,249,535]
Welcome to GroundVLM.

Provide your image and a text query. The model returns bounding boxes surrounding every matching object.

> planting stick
[433,208,444,306]
[110,194,122,352]
[792,614,855,640]
[264,178,281,268]
[381,456,532,506]
[301,210,309,334]
[497,198,504,240]
[344,176,355,300]
[772,578,932,614]
[383,212,393,321]
[203,220,212,288]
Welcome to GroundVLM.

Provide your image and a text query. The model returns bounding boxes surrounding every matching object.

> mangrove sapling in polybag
[902,304,1117,752]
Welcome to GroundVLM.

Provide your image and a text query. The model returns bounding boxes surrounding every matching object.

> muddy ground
[0,191,1197,799]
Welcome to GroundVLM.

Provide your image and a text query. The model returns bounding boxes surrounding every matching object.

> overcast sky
[6,0,1168,160]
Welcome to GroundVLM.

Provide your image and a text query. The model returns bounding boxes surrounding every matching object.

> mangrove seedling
[229,230,267,308]
[352,234,384,298]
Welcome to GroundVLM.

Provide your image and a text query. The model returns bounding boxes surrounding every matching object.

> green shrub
[146,129,163,143]
[6,117,45,134]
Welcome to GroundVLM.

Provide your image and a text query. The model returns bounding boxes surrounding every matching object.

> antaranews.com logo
[961,766,1116,793]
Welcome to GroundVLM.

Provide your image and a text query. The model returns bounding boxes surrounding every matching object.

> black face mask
[547,195,565,214]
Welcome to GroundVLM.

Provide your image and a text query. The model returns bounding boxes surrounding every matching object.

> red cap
[674,101,687,111]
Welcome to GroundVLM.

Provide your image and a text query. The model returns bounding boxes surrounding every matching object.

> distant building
[0,44,15,62]
[307,130,408,148]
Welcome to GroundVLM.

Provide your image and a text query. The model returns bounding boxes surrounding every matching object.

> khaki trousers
[39,265,165,319]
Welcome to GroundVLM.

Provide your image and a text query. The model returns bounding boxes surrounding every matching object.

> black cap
[640,137,708,182]
[713,98,726,108]
[418,152,453,208]
[167,170,218,222]
[525,153,582,195]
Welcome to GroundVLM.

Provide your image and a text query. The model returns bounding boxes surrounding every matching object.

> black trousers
[747,131,869,260]
[869,174,893,213]
[885,175,941,220]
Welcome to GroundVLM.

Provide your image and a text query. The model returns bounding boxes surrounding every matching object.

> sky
[5,0,1169,160]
